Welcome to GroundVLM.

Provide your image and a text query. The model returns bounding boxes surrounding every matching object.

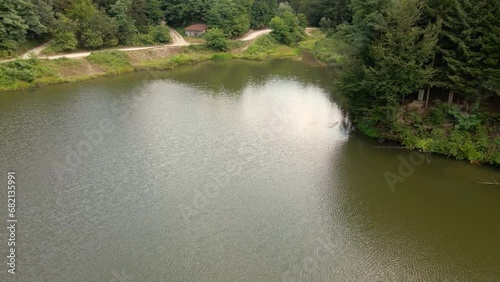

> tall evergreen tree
[340,0,437,124]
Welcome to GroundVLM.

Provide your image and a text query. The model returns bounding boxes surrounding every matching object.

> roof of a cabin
[185,24,208,32]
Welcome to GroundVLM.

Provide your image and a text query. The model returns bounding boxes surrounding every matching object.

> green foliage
[446,106,482,131]
[67,0,119,49]
[424,101,450,125]
[340,0,437,126]
[277,2,294,16]
[269,9,305,45]
[357,118,379,138]
[250,0,277,29]
[319,17,333,30]
[0,0,46,56]
[204,28,229,51]
[243,34,279,56]
[109,0,138,45]
[149,25,172,44]
[429,0,500,102]
[206,0,250,38]
[131,25,172,46]
[136,53,212,70]
[130,0,163,33]
[80,10,119,49]
[242,34,298,59]
[51,14,78,52]
[297,13,308,28]
[163,0,212,26]
[0,59,37,85]
[294,0,351,28]
[312,35,350,66]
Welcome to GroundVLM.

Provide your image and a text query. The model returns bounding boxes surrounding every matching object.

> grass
[211,53,233,60]
[239,35,299,60]
[87,51,133,74]
[298,39,317,51]
[135,53,211,70]
[311,33,351,67]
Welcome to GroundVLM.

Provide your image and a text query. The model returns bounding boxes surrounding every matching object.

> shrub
[0,59,38,84]
[204,28,229,51]
[244,35,279,56]
[149,25,172,44]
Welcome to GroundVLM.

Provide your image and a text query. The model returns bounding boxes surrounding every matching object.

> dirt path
[0,28,189,62]
[168,28,190,46]
[21,40,53,59]
[44,29,189,60]
[305,27,319,36]
[0,27,299,63]
[237,29,272,41]
[45,46,160,60]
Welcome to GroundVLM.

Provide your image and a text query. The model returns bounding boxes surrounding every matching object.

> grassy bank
[0,35,304,93]
[358,102,500,165]
[238,35,299,60]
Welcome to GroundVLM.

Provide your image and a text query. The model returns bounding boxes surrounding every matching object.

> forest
[1,0,499,164]
[318,0,500,165]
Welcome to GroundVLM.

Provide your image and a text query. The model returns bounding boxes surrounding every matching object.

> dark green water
[0,59,499,281]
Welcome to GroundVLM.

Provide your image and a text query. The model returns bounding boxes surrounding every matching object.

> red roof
[185,24,208,32]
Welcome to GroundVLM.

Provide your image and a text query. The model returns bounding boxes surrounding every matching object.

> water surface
[0,59,499,281]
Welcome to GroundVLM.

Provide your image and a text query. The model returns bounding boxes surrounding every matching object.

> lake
[0,58,499,281]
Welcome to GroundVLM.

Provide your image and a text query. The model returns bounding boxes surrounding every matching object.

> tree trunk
[425,86,431,109]
[448,90,454,104]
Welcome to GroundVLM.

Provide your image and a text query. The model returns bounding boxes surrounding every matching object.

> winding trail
[305,27,319,37]
[168,28,190,46]
[237,29,271,41]
[0,28,287,63]
[21,40,54,59]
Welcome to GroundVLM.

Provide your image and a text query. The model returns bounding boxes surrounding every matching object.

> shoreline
[0,45,302,93]
[3,45,495,167]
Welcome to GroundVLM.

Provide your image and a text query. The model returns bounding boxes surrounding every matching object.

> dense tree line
[331,0,499,163]
[0,0,284,56]
[289,0,351,27]
[336,0,499,120]
[164,0,278,37]
[0,0,170,56]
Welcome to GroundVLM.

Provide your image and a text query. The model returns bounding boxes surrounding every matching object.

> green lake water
[0,59,499,281]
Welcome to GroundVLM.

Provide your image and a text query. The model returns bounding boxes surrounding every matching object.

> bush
[0,59,38,84]
[204,28,229,51]
[244,35,279,56]
[269,12,305,45]
[149,25,172,44]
